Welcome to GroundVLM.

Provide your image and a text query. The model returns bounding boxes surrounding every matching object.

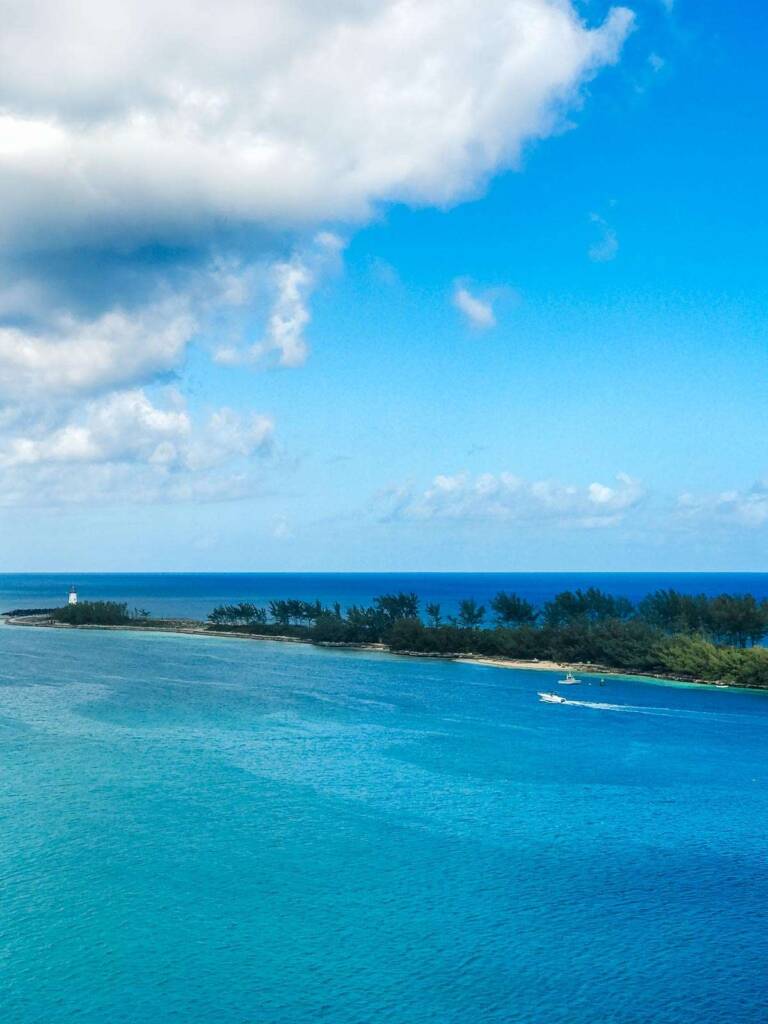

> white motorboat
[558,672,581,685]
[538,691,567,704]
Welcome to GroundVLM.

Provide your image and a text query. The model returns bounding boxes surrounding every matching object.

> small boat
[538,691,567,704]
[558,672,581,685]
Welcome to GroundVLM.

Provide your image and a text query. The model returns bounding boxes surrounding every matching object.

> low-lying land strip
[6,586,768,690]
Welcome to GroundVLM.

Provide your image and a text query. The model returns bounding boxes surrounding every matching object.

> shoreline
[2,614,750,691]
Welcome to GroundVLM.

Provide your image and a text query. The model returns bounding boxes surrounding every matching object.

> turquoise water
[1,624,767,1023]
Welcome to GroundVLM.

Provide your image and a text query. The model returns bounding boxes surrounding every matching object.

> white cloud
[453,284,497,330]
[1,390,190,468]
[0,1,633,252]
[0,299,196,402]
[0,1,635,506]
[0,389,274,506]
[588,211,619,262]
[677,483,768,529]
[381,471,645,528]
[214,233,344,368]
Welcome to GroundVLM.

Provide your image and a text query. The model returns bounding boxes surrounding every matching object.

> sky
[0,0,767,572]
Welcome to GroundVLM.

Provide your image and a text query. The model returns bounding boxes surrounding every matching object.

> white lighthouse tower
[68,585,78,606]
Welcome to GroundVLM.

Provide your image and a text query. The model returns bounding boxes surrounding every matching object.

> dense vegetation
[206,587,768,687]
[50,601,151,626]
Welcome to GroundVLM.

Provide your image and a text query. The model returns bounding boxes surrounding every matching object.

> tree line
[51,601,151,626]
[207,587,768,647]
[204,586,768,687]
[41,588,768,688]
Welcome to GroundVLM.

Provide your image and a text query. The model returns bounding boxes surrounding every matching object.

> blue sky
[0,0,766,571]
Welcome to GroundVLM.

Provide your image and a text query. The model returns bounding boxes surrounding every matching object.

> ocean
[1,575,767,1022]
[3,571,768,620]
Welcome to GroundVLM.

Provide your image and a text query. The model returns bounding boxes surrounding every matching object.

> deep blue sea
[3,571,768,620]
[1,575,768,1022]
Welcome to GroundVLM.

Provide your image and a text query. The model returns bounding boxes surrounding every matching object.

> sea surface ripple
[1,624,767,1023]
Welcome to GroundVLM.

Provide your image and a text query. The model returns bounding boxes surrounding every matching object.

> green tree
[311,615,352,643]
[346,605,381,640]
[490,592,538,627]
[732,647,768,687]
[637,589,707,634]
[543,588,633,627]
[654,634,740,681]
[456,599,485,629]
[208,605,227,625]
[52,601,131,626]
[373,592,420,624]
[425,602,442,628]
[268,599,292,626]
[388,618,427,651]
[705,594,768,647]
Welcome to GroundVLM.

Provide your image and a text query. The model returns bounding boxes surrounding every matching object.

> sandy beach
[454,656,568,673]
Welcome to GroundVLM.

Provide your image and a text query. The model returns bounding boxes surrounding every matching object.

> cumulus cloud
[453,284,497,330]
[0,389,274,506]
[0,1,633,252]
[0,299,196,402]
[380,471,645,528]
[0,1,635,505]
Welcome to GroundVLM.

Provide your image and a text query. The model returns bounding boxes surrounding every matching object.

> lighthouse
[68,585,78,606]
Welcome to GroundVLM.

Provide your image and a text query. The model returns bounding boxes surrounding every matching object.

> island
[6,586,768,690]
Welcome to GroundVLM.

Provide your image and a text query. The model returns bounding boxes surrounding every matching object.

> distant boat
[558,672,581,685]
[539,691,567,704]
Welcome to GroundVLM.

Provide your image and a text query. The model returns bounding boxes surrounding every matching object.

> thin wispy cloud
[215,233,344,369]
[677,482,768,529]
[377,472,768,542]
[453,284,497,330]
[380,471,646,529]
[588,212,619,262]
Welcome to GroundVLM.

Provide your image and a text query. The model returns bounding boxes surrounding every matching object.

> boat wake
[558,699,630,712]
[553,698,746,721]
